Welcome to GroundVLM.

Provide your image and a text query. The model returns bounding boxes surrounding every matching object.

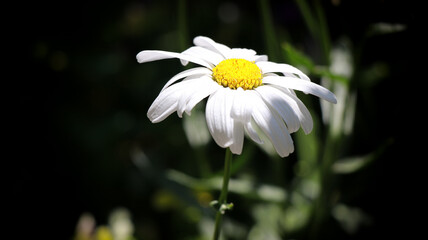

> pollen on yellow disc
[212,58,262,90]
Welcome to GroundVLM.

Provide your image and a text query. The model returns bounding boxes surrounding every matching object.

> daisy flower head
[137,36,337,157]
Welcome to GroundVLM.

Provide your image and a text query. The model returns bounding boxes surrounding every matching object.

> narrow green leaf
[259,0,280,61]
[313,66,349,85]
[166,169,287,202]
[332,155,374,174]
[281,42,315,71]
[332,139,393,174]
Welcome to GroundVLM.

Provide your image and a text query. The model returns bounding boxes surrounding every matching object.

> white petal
[161,67,212,91]
[229,48,268,62]
[287,93,313,134]
[147,80,194,123]
[181,77,221,116]
[250,91,294,157]
[230,89,265,145]
[184,78,222,115]
[229,121,244,155]
[205,87,235,148]
[230,90,264,144]
[176,75,217,117]
[136,50,213,69]
[257,61,310,81]
[252,55,268,62]
[181,46,225,66]
[244,121,263,144]
[176,80,199,118]
[263,76,337,103]
[271,86,314,134]
[228,48,257,59]
[193,36,232,59]
[230,88,252,123]
[255,86,300,133]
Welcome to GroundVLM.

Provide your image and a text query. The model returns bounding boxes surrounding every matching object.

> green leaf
[313,66,349,85]
[358,62,389,88]
[332,155,374,174]
[332,139,393,174]
[281,42,315,72]
[166,169,287,202]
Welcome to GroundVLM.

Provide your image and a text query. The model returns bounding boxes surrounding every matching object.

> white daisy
[137,36,337,157]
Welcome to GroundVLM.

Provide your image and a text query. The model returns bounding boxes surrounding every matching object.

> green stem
[177,0,188,51]
[259,0,280,62]
[295,0,331,65]
[294,0,317,39]
[212,148,233,240]
[314,0,331,65]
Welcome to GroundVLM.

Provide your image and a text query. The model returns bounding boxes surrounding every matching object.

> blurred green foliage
[15,0,419,239]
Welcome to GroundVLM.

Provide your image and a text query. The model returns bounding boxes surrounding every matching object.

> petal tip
[326,93,338,104]
[136,51,144,63]
[136,51,154,63]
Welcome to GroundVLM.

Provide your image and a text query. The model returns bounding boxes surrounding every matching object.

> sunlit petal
[257,61,310,80]
[136,50,213,69]
[263,76,337,103]
[230,88,252,123]
[229,48,257,59]
[251,91,294,157]
[193,36,232,59]
[181,46,225,66]
[230,121,244,155]
[205,87,234,148]
[147,80,193,123]
[255,86,300,133]
[161,67,212,91]
[184,76,221,115]
[274,86,314,134]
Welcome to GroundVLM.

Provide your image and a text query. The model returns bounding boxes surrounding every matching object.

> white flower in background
[108,208,134,240]
[137,36,336,157]
[75,213,96,239]
[183,107,211,148]
[321,39,356,137]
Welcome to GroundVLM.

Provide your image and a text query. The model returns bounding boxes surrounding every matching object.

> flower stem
[259,0,280,62]
[177,0,188,51]
[212,148,233,240]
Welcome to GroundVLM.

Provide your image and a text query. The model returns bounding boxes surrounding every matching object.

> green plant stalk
[314,0,331,65]
[294,0,318,38]
[212,148,233,240]
[295,0,331,65]
[177,0,188,51]
[259,0,280,62]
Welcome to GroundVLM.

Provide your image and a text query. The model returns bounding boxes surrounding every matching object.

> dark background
[10,0,421,239]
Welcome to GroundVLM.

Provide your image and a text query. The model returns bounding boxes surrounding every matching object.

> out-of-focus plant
[74,208,136,240]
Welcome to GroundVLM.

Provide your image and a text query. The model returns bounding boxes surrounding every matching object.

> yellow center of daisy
[212,58,262,90]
